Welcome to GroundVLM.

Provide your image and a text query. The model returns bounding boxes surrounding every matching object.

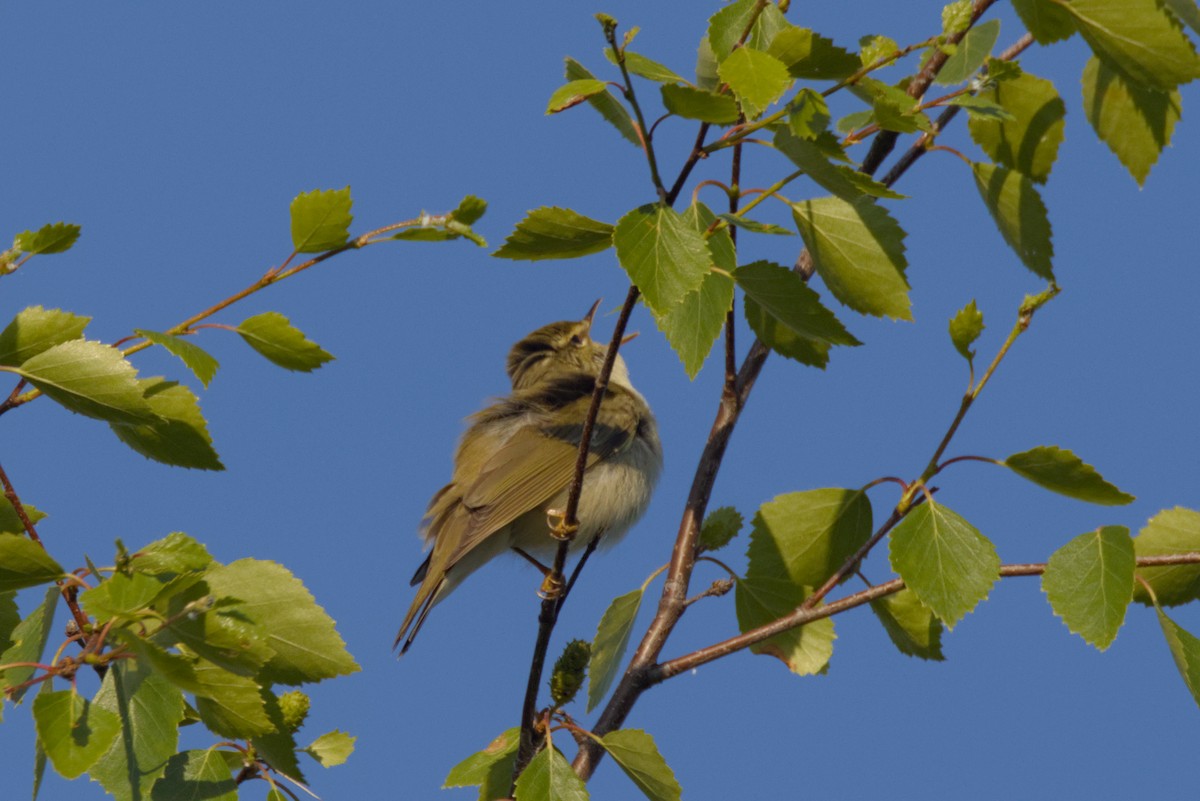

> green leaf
[33,689,121,780]
[970,162,1055,280]
[744,295,832,368]
[1157,606,1200,710]
[836,109,873,134]
[1012,0,1077,44]
[1042,526,1134,650]
[0,590,17,654]
[860,34,900,67]
[588,587,643,712]
[707,0,758,58]
[746,488,873,588]
[717,214,793,236]
[9,339,155,424]
[659,84,740,124]
[80,572,164,622]
[948,94,1017,121]
[789,196,911,320]
[735,261,861,347]
[1082,55,1181,186]
[14,223,81,255]
[700,507,744,553]
[444,727,520,801]
[131,532,214,575]
[451,195,488,226]
[133,330,220,387]
[237,311,334,372]
[547,79,609,114]
[695,35,719,90]
[1056,0,1200,90]
[303,730,355,768]
[967,68,1066,183]
[565,58,640,146]
[766,27,860,80]
[1004,445,1134,505]
[613,204,711,315]
[204,558,359,685]
[0,534,63,592]
[289,187,353,253]
[850,78,932,134]
[192,661,272,738]
[598,729,681,801]
[787,88,831,138]
[653,201,734,379]
[494,207,615,261]
[1132,507,1200,606]
[110,378,224,470]
[936,19,1001,85]
[869,589,945,660]
[735,576,835,675]
[1164,0,1200,34]
[150,750,238,801]
[249,689,306,782]
[0,586,58,701]
[606,49,686,84]
[948,299,984,361]
[513,744,588,801]
[889,501,1000,629]
[774,129,905,201]
[0,306,90,367]
[718,46,791,118]
[0,496,45,537]
[91,660,185,801]
[655,271,734,379]
[942,0,974,36]
[154,579,275,677]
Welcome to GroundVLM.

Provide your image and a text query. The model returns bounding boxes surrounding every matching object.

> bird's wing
[452,393,638,564]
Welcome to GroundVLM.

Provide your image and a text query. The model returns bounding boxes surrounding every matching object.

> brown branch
[650,554,1200,681]
[0,460,92,637]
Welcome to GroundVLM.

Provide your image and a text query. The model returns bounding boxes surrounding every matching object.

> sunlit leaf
[889,501,999,628]
[588,587,643,712]
[790,196,911,320]
[1004,445,1134,505]
[970,162,1054,280]
[134,330,219,387]
[494,207,615,261]
[290,187,353,253]
[237,312,333,372]
[0,307,89,367]
[1042,526,1134,650]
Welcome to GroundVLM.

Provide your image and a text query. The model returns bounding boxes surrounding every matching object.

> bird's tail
[394,576,441,655]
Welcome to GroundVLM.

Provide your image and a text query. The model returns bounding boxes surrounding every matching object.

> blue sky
[2,2,1198,799]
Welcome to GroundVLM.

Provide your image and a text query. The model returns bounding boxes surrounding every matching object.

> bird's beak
[583,298,602,332]
[620,331,640,345]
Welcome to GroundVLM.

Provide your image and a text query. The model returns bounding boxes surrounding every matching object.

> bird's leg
[545,508,579,541]
[512,547,552,576]
[511,546,567,598]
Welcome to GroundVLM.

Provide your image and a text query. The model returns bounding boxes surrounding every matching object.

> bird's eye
[569,334,585,347]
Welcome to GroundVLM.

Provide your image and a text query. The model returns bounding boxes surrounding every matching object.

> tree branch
[650,554,1200,681]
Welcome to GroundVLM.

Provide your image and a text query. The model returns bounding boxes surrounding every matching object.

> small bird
[394,301,662,654]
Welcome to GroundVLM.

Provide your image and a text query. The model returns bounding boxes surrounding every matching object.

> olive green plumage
[395,304,661,653]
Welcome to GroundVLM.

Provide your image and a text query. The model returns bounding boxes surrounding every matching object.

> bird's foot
[546,508,579,541]
[538,572,565,600]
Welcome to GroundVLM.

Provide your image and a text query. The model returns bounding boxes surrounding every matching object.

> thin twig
[651,553,1200,680]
